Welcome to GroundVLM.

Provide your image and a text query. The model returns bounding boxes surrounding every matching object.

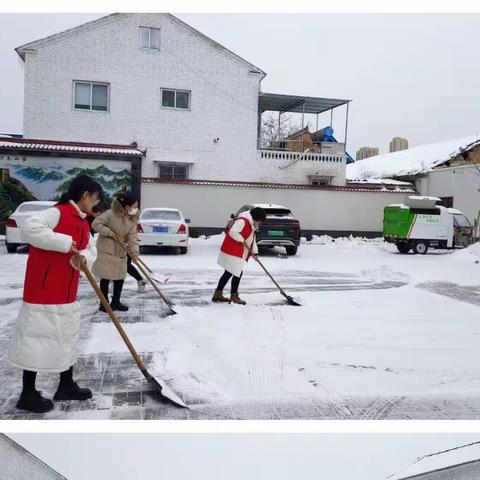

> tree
[259,113,313,149]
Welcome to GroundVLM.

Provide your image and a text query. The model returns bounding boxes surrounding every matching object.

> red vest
[23,202,90,305]
[220,217,253,258]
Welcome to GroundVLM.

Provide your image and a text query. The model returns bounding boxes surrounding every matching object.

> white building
[347,135,480,224]
[0,434,67,480]
[10,13,413,235]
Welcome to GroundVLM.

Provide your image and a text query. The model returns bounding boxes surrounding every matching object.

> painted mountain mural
[1,159,132,203]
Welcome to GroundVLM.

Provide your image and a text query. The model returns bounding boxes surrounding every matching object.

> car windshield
[264,208,293,217]
[141,210,181,220]
[18,203,53,213]
[454,214,471,227]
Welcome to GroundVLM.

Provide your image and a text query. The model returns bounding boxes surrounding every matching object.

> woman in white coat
[8,174,102,413]
[213,207,266,305]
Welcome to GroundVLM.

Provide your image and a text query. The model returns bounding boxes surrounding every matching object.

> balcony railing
[259,149,345,164]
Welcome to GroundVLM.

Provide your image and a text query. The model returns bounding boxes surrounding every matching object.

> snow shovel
[74,253,187,408]
[114,238,177,315]
[245,242,301,307]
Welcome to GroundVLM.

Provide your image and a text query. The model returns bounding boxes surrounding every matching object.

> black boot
[17,390,54,413]
[54,366,92,401]
[110,279,128,311]
[99,279,110,312]
[16,370,54,413]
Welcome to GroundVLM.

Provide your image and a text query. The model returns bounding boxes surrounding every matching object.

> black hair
[115,190,138,208]
[250,207,266,222]
[57,174,103,205]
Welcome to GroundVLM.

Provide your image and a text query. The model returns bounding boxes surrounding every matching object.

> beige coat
[91,198,140,280]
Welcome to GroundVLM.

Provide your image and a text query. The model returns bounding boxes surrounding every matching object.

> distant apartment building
[390,136,409,152]
[356,146,379,160]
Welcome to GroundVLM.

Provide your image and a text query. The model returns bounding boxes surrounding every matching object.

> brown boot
[229,293,246,305]
[212,289,230,303]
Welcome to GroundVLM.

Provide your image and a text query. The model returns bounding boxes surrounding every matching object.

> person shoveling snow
[213,207,266,305]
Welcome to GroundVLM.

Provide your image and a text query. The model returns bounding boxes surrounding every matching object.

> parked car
[137,207,190,254]
[5,201,57,253]
[227,203,301,255]
[383,195,473,254]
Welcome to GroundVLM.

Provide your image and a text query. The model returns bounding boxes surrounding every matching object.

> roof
[0,137,145,157]
[0,434,67,479]
[389,442,480,480]
[142,177,415,193]
[347,134,480,181]
[259,92,350,114]
[15,13,266,77]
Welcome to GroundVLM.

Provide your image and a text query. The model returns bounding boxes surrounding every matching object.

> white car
[5,201,56,253]
[137,208,190,254]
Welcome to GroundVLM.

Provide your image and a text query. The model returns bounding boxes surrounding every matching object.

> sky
[1,13,480,156]
[8,433,480,479]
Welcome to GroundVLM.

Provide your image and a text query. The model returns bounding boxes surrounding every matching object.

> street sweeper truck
[383,196,473,254]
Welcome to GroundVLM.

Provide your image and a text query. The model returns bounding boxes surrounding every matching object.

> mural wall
[0,154,133,221]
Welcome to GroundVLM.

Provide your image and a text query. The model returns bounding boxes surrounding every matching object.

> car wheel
[179,247,188,255]
[139,246,146,254]
[6,241,18,254]
[396,243,411,254]
[285,246,298,256]
[413,241,429,255]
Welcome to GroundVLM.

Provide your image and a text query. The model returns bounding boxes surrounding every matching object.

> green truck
[383,196,473,254]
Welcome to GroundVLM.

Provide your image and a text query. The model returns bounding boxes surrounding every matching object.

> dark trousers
[127,256,142,282]
[100,279,124,305]
[22,367,74,394]
[217,270,243,294]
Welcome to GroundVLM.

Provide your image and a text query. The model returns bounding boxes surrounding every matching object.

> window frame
[73,80,110,113]
[161,88,191,111]
[139,26,161,50]
[157,162,190,180]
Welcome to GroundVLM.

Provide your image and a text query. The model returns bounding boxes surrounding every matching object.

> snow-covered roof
[347,134,480,181]
[251,203,289,209]
[0,137,145,156]
[389,442,480,479]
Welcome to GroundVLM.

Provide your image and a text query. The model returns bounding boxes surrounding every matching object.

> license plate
[153,226,168,233]
[268,230,284,237]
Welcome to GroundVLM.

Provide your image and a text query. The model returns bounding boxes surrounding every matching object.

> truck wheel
[286,246,298,256]
[6,241,18,254]
[396,243,411,254]
[413,241,429,255]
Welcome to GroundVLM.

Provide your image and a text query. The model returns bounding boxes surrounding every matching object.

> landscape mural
[0,155,132,222]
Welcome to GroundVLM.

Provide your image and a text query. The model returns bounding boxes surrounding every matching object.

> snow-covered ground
[1,235,480,419]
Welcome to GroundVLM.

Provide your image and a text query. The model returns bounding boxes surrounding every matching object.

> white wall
[141,181,409,234]
[418,165,480,223]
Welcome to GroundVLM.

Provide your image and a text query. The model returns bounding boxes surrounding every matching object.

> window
[158,163,189,180]
[141,209,181,221]
[310,176,332,186]
[161,89,190,110]
[74,81,109,111]
[139,27,161,50]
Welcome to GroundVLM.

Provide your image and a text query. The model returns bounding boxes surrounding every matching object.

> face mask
[128,208,139,216]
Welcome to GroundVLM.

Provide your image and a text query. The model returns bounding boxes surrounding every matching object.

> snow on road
[1,235,479,419]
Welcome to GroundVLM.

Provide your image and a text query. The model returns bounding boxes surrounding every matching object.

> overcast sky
[1,13,480,156]
[8,433,480,479]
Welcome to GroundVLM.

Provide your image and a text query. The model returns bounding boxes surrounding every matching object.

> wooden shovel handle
[112,237,171,306]
[244,241,288,296]
[74,253,146,370]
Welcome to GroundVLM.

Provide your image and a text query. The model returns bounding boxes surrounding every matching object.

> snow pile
[347,134,480,181]
[389,442,480,479]
[454,242,480,262]
[303,235,384,248]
